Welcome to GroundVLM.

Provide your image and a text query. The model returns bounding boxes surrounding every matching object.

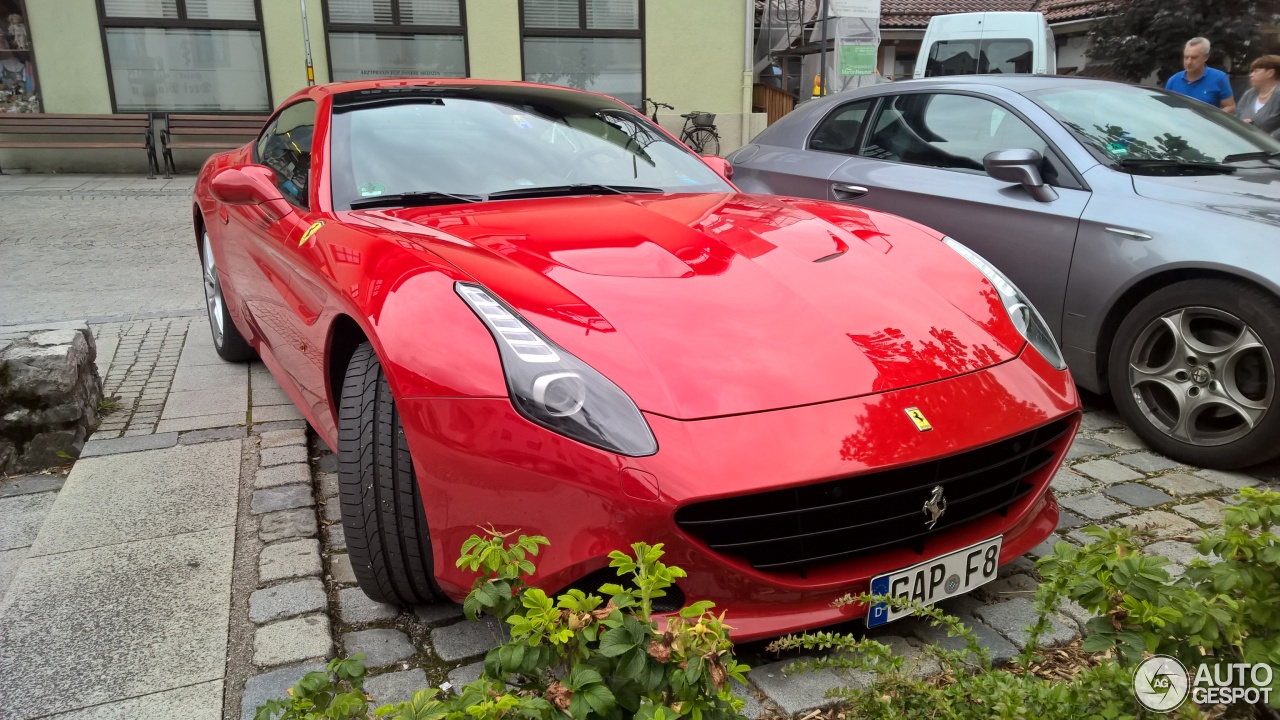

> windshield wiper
[349,191,483,210]
[1116,158,1237,174]
[486,184,664,201]
[1220,150,1280,165]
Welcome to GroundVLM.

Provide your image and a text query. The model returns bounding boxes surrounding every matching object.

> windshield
[328,87,732,209]
[1026,83,1280,166]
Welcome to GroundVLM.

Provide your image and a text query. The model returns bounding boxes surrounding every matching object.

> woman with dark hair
[1237,55,1280,136]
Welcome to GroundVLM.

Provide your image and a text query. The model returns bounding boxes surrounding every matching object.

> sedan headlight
[456,283,658,456]
[942,237,1067,370]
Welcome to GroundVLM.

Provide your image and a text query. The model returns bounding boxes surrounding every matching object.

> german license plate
[866,536,1002,628]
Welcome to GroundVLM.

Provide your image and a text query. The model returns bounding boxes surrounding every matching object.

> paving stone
[260,428,308,448]
[1173,498,1231,526]
[1096,428,1147,450]
[261,445,309,468]
[909,615,1019,665]
[79,432,179,458]
[254,615,332,667]
[1117,510,1200,539]
[431,618,509,662]
[1114,452,1181,474]
[1194,469,1262,491]
[746,658,845,715]
[998,556,1038,578]
[255,404,305,423]
[339,586,400,624]
[251,485,315,514]
[259,539,322,583]
[1065,437,1117,461]
[317,472,339,498]
[0,547,31,599]
[1142,540,1205,573]
[49,680,223,720]
[1055,510,1087,532]
[260,508,318,542]
[1066,528,1096,546]
[1104,483,1174,508]
[179,426,247,444]
[1079,412,1123,432]
[365,668,429,708]
[1050,469,1092,494]
[1026,535,1066,560]
[1059,493,1129,521]
[446,661,485,692]
[326,523,347,551]
[240,663,326,720]
[253,420,309,433]
[0,474,65,498]
[0,492,58,551]
[731,679,765,720]
[972,598,1076,650]
[415,602,464,626]
[255,463,311,489]
[155,412,246,434]
[1146,473,1220,497]
[974,572,1039,603]
[249,578,328,624]
[323,500,341,522]
[329,553,357,585]
[1070,459,1143,485]
[343,628,416,668]
[1056,599,1096,633]
[317,453,338,473]
[873,635,942,679]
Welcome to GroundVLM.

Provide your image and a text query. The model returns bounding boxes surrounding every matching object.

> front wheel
[1108,279,1280,469]
[201,230,254,362]
[683,128,720,157]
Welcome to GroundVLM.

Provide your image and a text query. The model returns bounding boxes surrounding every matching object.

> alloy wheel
[1128,306,1273,446]
[202,232,225,346]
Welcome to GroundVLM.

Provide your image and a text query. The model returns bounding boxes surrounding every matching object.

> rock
[342,628,416,668]
[0,324,102,472]
[18,428,85,469]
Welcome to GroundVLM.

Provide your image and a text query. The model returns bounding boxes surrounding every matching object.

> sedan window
[256,100,317,209]
[808,99,875,154]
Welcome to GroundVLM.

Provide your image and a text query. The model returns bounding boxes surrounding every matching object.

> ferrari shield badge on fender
[298,221,324,248]
[905,407,932,432]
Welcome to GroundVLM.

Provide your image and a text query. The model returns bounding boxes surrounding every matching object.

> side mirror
[702,155,734,182]
[983,149,1057,203]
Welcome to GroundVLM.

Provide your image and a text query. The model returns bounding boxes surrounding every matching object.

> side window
[256,100,317,208]
[860,93,1067,185]
[808,99,875,154]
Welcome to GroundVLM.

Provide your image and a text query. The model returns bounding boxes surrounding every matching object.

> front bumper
[398,348,1078,641]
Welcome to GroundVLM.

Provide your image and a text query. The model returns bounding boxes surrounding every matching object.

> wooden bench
[0,113,158,177]
[162,114,268,178]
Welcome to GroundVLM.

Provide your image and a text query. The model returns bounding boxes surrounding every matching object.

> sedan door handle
[832,183,869,200]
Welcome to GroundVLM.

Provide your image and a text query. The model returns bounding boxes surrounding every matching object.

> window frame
[805,97,877,156]
[838,90,1088,191]
[518,0,646,109]
[252,97,319,210]
[96,0,273,114]
[321,0,470,81]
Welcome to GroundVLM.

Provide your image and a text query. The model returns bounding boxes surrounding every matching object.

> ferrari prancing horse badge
[298,221,324,247]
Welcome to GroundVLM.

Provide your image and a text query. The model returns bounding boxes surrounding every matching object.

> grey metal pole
[300,0,316,86]
[818,0,829,96]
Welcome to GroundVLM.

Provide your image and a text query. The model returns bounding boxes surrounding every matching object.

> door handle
[832,183,869,200]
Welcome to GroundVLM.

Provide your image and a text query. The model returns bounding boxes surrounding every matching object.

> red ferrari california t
[193,79,1079,640]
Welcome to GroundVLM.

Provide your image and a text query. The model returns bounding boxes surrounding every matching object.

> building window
[520,0,643,108]
[324,0,466,81]
[98,0,270,112]
[0,0,40,113]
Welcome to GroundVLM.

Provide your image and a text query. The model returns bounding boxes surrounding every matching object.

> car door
[826,91,1090,339]
[733,98,877,200]
[231,99,331,414]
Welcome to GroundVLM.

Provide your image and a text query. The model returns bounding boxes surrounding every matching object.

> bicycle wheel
[683,128,720,156]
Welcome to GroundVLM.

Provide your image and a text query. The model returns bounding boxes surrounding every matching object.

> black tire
[684,128,720,157]
[337,342,442,605]
[1108,279,1280,469]
[200,228,254,362]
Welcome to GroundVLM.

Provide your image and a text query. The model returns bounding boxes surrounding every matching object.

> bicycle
[643,98,721,157]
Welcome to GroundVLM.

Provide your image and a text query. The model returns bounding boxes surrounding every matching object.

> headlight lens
[942,237,1067,370]
[456,282,658,456]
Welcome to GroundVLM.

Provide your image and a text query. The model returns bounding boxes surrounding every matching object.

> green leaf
[581,683,616,716]
[568,664,604,690]
[599,626,638,657]
[617,646,648,680]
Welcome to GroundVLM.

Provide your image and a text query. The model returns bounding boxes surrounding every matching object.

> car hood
[1131,169,1280,229]
[360,193,1022,420]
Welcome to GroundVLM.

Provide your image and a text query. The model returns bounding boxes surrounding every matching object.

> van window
[925,38,1033,76]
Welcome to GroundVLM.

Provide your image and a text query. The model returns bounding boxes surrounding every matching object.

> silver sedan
[731,76,1280,469]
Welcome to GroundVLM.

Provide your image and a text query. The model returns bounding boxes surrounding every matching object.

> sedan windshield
[1026,83,1280,168]
[328,86,732,209]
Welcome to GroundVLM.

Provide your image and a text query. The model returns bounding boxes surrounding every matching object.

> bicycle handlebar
[644,98,675,110]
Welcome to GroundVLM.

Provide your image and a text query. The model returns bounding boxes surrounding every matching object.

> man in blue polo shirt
[1166,37,1236,112]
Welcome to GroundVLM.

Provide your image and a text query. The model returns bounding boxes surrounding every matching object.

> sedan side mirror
[983,149,1057,203]
[702,155,734,182]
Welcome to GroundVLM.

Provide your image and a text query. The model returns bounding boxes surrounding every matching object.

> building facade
[2,0,764,172]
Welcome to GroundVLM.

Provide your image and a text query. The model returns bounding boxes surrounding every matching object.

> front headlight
[942,237,1067,370]
[456,282,658,456]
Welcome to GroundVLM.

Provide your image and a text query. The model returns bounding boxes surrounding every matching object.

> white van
[913,12,1056,79]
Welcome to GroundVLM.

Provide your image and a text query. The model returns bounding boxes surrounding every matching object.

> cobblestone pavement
[0,175,202,325]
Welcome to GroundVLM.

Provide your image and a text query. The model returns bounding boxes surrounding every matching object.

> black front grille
[674,417,1074,573]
